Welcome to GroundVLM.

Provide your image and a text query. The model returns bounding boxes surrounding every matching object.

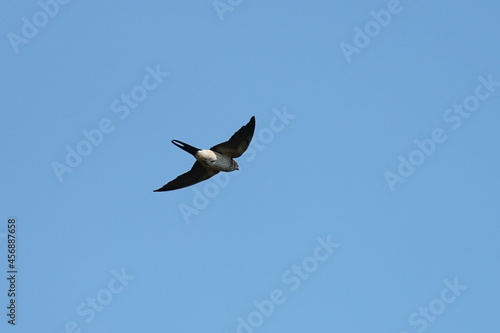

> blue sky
[1,0,499,332]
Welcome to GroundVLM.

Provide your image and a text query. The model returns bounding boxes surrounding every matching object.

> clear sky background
[1,1,499,332]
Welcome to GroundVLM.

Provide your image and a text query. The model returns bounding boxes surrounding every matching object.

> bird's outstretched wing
[154,161,219,192]
[211,116,255,158]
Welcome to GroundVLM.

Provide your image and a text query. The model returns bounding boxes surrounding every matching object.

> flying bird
[154,116,256,192]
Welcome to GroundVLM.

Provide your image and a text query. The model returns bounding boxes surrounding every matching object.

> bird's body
[154,116,255,192]
[195,150,237,172]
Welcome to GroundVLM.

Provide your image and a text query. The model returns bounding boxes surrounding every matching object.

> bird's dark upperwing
[154,161,219,192]
[211,116,256,158]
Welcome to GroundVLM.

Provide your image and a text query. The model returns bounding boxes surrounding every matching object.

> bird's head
[231,160,239,171]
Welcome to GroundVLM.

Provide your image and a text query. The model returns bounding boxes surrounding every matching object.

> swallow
[154,116,256,192]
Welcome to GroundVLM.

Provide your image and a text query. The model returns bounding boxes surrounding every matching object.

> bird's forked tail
[171,140,200,156]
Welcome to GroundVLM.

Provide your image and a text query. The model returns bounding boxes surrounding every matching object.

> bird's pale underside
[154,116,256,192]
